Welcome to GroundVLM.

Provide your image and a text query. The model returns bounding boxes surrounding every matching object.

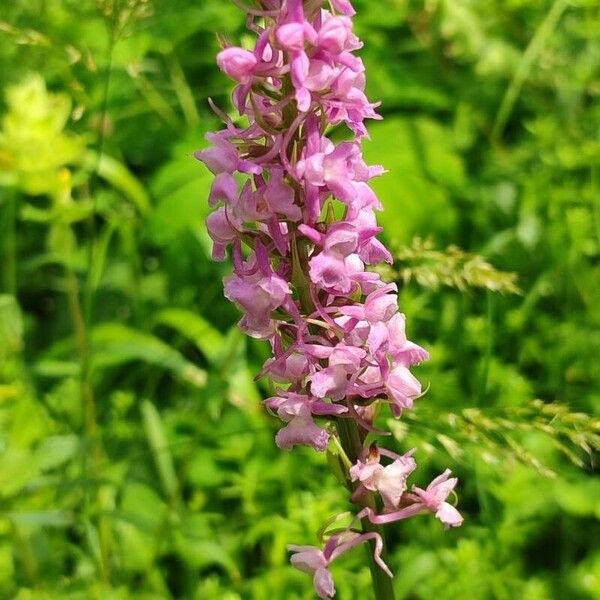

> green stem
[65,266,111,582]
[11,523,39,586]
[336,418,396,600]
[167,53,200,128]
[492,0,567,142]
[591,166,600,250]
[134,73,183,131]
[57,180,110,580]
[477,291,494,406]
[1,188,17,295]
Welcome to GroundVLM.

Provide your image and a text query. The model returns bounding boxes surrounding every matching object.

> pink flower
[208,172,238,207]
[350,449,417,511]
[264,392,346,451]
[223,249,291,338]
[308,251,362,294]
[317,15,358,55]
[289,545,335,599]
[297,140,383,211]
[301,221,367,293]
[303,60,339,93]
[206,207,241,261]
[330,0,356,17]
[276,23,307,53]
[348,208,392,264]
[275,405,330,451]
[196,130,262,175]
[338,284,398,323]
[199,2,463,594]
[288,530,392,599]
[386,364,422,415]
[386,313,430,365]
[309,343,366,400]
[217,47,257,83]
[268,352,309,384]
[411,470,464,529]
[261,169,302,221]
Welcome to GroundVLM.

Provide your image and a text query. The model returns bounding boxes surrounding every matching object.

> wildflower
[197,0,462,595]
[217,47,258,83]
[264,391,346,451]
[350,447,417,511]
[385,364,423,414]
[410,470,464,529]
[288,530,392,599]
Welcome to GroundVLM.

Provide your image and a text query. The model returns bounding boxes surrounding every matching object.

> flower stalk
[336,417,396,600]
[196,1,463,597]
[1,189,17,295]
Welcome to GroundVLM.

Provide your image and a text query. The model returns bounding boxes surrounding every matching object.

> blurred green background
[0,0,599,598]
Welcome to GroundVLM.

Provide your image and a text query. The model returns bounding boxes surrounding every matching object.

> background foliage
[0,0,599,598]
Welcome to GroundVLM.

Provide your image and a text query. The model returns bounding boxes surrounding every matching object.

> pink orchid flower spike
[197,0,463,596]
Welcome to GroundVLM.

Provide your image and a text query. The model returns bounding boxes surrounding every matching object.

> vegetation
[0,0,598,598]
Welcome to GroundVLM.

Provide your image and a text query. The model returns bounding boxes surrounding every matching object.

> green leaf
[90,323,206,387]
[0,295,23,355]
[19,204,52,223]
[153,307,225,365]
[141,400,179,501]
[118,481,168,532]
[33,360,80,378]
[362,117,461,243]
[4,511,72,527]
[173,536,239,578]
[146,129,213,246]
[34,435,79,471]
[83,150,150,216]
[146,172,211,246]
[0,449,38,499]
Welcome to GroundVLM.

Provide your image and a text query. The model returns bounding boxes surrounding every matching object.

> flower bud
[276,23,305,52]
[318,16,352,54]
[216,47,257,83]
